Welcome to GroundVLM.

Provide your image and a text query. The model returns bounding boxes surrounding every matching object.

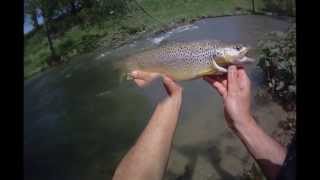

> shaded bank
[241,24,296,180]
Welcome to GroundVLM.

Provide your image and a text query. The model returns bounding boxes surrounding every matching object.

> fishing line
[132,0,167,32]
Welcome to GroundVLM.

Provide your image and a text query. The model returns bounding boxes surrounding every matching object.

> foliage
[241,163,267,180]
[257,24,296,110]
[262,0,295,16]
[25,0,40,29]
[96,0,129,16]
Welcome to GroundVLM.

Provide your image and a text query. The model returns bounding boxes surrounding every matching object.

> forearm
[113,96,182,180]
[234,116,287,180]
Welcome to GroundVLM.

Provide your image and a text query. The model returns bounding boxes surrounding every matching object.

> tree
[251,0,255,13]
[34,0,61,64]
[56,0,81,15]
[69,0,78,14]
[79,0,95,9]
[24,0,40,29]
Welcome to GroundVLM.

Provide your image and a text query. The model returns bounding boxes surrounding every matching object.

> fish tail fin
[113,60,131,84]
[113,60,125,71]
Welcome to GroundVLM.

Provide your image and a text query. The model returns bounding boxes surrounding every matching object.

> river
[24,15,292,180]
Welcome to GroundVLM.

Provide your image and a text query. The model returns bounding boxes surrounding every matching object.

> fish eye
[234,45,242,51]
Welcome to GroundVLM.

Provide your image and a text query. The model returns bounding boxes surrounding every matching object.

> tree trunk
[288,0,295,16]
[81,0,93,9]
[252,0,255,13]
[31,11,39,29]
[42,14,59,65]
[69,1,82,24]
[70,1,77,14]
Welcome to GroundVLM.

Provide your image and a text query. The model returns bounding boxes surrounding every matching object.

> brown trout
[118,40,254,81]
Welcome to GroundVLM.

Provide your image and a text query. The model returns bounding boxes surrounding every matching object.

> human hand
[130,70,182,100]
[129,71,160,88]
[204,65,254,131]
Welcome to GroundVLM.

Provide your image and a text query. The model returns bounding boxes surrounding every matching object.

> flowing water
[24,15,292,180]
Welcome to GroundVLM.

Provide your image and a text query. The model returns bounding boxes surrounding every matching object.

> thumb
[162,76,182,96]
[237,68,251,90]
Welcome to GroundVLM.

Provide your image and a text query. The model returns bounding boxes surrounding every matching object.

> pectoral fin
[198,68,217,77]
[212,60,228,74]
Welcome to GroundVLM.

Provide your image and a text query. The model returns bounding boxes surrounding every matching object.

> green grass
[24,0,266,79]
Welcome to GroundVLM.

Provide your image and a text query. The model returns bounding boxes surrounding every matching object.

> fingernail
[130,71,138,76]
[229,65,236,71]
[213,81,220,88]
[229,66,236,76]
[163,76,172,83]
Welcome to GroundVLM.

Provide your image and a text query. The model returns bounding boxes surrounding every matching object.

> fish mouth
[239,47,250,57]
[238,56,255,64]
[225,47,251,65]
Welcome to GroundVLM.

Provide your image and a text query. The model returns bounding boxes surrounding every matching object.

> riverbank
[242,24,296,179]
[24,0,270,79]
[241,88,295,180]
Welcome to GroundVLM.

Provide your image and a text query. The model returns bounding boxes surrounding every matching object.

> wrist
[169,93,182,106]
[158,95,182,111]
[232,115,257,134]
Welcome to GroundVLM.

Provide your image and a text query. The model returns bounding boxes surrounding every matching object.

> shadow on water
[167,139,242,180]
[24,59,153,180]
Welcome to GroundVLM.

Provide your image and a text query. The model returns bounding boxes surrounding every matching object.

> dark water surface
[24,15,292,180]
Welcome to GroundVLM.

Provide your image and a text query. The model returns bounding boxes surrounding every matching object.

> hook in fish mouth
[239,46,250,57]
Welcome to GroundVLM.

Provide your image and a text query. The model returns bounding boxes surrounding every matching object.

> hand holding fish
[129,70,160,88]
[130,70,182,98]
[204,65,254,132]
[116,67,288,180]
[113,71,182,180]
[204,66,288,180]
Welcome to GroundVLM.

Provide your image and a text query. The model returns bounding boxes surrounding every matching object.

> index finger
[130,70,160,81]
[237,68,251,90]
[129,70,160,87]
[162,75,182,96]
[203,76,227,97]
[227,65,239,94]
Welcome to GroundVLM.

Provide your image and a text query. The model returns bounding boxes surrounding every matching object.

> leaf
[270,48,280,56]
[276,81,285,90]
[278,61,289,70]
[265,61,270,67]
[288,85,296,93]
[289,57,296,66]
[258,25,296,107]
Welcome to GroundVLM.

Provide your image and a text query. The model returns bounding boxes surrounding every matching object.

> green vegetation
[25,0,268,79]
[242,23,296,180]
[241,163,267,180]
[257,24,296,111]
[262,0,295,16]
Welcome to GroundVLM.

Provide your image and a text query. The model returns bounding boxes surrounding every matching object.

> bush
[96,0,129,17]
[262,0,295,16]
[241,163,267,180]
[257,24,296,110]
[58,38,74,54]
